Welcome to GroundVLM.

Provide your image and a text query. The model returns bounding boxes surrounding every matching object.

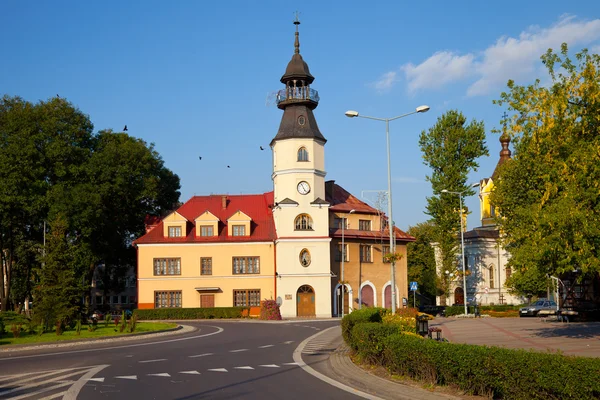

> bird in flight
[123,125,128,131]
[199,156,202,160]
[227,165,231,168]
[260,146,264,150]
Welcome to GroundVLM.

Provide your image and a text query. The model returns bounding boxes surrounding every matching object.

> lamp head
[441,189,449,193]
[349,209,356,214]
[471,182,480,188]
[416,105,430,113]
[345,110,359,118]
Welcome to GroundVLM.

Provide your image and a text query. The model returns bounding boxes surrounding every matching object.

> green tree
[406,221,438,303]
[33,215,81,333]
[491,44,600,294]
[419,110,488,304]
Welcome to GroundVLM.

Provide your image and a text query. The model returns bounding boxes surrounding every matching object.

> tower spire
[294,11,300,55]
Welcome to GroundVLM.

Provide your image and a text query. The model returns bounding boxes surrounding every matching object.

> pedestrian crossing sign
[410,281,418,291]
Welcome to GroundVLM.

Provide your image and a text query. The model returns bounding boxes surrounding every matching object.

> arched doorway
[360,285,374,308]
[384,285,391,309]
[454,287,464,305]
[297,285,315,317]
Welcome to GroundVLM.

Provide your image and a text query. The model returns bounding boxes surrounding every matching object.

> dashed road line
[115,375,137,380]
[207,368,228,372]
[229,349,248,353]
[188,352,213,358]
[258,344,274,348]
[139,358,167,363]
[179,371,201,375]
[147,373,171,377]
[258,364,279,368]
[234,366,254,370]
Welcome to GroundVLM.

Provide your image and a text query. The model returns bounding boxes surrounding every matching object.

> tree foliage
[419,110,488,303]
[0,95,181,312]
[406,221,438,302]
[491,44,600,293]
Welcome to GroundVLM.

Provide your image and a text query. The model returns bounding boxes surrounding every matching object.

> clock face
[297,181,310,195]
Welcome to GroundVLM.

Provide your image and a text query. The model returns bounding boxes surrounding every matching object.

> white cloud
[377,15,600,96]
[402,51,474,93]
[371,71,398,92]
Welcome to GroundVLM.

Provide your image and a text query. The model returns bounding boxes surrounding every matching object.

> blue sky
[2,1,599,230]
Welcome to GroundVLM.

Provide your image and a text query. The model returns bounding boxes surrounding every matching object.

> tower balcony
[276,87,319,108]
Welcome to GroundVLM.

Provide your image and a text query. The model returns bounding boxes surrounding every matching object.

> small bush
[10,323,22,338]
[351,322,399,364]
[259,300,282,320]
[341,307,386,345]
[104,313,112,328]
[134,307,248,320]
[75,319,82,336]
[127,313,138,333]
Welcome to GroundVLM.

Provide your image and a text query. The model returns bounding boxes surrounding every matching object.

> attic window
[232,225,246,236]
[297,147,309,162]
[168,226,182,237]
[200,226,214,237]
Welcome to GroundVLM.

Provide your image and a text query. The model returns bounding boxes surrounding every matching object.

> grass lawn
[0,322,177,346]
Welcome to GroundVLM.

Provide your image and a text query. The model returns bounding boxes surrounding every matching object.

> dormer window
[297,146,309,162]
[168,226,182,237]
[200,225,214,237]
[232,225,246,236]
[295,214,313,230]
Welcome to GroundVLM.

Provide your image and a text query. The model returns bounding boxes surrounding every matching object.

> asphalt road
[0,320,359,400]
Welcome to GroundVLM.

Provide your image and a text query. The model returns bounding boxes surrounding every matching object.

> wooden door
[384,285,391,309]
[360,285,374,308]
[200,294,214,308]
[297,285,315,317]
[454,288,464,305]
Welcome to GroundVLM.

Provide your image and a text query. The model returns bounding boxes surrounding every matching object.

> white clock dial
[297,181,310,195]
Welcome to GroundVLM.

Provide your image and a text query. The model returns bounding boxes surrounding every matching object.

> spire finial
[500,111,510,142]
[293,11,301,54]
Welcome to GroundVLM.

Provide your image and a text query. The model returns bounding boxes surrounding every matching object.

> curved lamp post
[345,106,429,313]
[341,209,355,317]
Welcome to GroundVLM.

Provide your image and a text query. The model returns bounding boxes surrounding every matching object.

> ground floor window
[233,289,261,307]
[155,291,182,308]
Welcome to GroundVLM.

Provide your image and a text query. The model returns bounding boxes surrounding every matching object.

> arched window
[297,146,309,162]
[489,264,495,289]
[295,214,313,230]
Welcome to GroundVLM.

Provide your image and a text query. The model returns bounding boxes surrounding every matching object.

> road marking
[139,358,167,363]
[283,341,294,344]
[258,344,274,348]
[125,355,133,358]
[179,371,201,375]
[9,380,73,400]
[229,349,248,353]
[283,362,299,365]
[63,365,110,400]
[2,369,93,398]
[258,364,280,368]
[207,368,228,372]
[115,375,137,380]
[38,392,65,400]
[234,366,254,370]
[0,325,224,361]
[87,377,105,382]
[148,373,171,377]
[189,352,214,358]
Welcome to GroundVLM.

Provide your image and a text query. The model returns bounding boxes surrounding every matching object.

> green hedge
[445,304,521,316]
[344,319,600,399]
[341,307,385,344]
[134,307,248,320]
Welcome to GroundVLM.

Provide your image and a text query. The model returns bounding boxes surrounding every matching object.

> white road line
[115,375,137,380]
[9,380,73,400]
[234,366,254,370]
[63,365,109,400]
[283,341,294,344]
[283,362,299,365]
[139,358,167,363]
[0,369,90,398]
[207,368,228,372]
[179,371,201,375]
[189,352,213,358]
[87,378,105,382]
[229,349,248,353]
[258,364,280,368]
[4,366,91,386]
[293,326,384,400]
[0,326,224,361]
[37,392,64,400]
[148,373,171,377]
[258,345,274,348]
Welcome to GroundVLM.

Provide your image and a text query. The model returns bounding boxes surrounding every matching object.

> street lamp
[345,105,430,313]
[341,209,355,317]
[441,183,479,315]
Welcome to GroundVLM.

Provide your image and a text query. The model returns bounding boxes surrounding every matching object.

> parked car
[519,300,557,317]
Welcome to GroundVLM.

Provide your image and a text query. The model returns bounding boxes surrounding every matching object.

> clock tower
[271,17,332,318]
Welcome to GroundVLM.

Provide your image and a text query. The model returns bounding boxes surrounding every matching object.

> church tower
[271,17,332,318]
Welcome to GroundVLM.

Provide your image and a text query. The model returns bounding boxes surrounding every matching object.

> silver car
[519,300,557,317]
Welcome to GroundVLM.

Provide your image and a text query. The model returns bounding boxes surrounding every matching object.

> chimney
[222,195,227,209]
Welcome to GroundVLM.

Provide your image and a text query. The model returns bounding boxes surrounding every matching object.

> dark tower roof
[271,17,326,146]
[492,133,512,179]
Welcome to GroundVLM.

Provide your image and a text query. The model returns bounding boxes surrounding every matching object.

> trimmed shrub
[341,307,385,344]
[134,307,248,320]
[259,300,282,320]
[351,322,400,364]
[382,313,417,334]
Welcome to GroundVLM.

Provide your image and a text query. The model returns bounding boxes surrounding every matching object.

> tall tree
[491,44,600,294]
[406,221,438,303]
[419,110,488,304]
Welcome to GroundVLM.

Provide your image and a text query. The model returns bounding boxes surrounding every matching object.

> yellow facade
[137,242,275,309]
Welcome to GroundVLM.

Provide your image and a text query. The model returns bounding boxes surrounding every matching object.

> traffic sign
[410,281,418,291]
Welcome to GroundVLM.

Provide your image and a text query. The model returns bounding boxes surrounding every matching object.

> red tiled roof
[326,181,414,242]
[134,192,276,245]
